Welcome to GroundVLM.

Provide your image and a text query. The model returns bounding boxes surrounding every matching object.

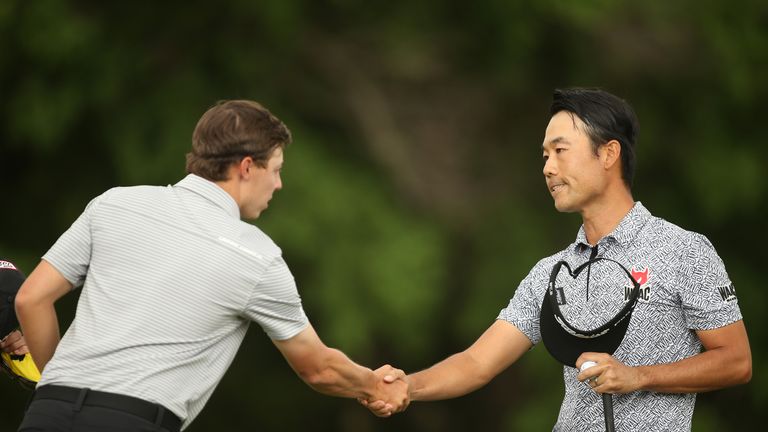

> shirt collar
[573,202,651,251]
[174,174,241,219]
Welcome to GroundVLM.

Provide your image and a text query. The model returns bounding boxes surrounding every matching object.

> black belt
[33,385,182,432]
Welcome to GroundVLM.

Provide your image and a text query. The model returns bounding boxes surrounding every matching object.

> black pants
[18,386,181,432]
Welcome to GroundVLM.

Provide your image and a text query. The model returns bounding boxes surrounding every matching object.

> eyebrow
[542,136,570,150]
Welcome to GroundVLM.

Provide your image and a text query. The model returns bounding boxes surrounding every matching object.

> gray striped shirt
[40,174,309,429]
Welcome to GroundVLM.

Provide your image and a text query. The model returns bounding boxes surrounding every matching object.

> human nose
[543,156,557,178]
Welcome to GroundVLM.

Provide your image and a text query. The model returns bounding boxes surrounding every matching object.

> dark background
[1,1,765,430]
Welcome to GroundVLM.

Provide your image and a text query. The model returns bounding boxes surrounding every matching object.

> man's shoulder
[641,211,707,247]
[74,185,168,215]
[525,248,569,279]
[95,184,168,204]
[226,221,283,260]
[633,210,723,272]
[535,250,567,268]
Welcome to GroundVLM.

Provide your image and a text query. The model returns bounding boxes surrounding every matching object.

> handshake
[359,364,412,417]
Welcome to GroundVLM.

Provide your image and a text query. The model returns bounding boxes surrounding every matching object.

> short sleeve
[497,259,552,345]
[243,256,309,340]
[677,234,742,330]
[42,196,102,288]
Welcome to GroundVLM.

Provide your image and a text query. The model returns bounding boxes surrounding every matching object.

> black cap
[0,260,25,338]
[539,258,640,368]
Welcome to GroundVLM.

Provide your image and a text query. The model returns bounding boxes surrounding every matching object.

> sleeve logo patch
[717,283,737,302]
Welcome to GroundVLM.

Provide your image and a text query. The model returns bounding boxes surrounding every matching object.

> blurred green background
[1,0,765,430]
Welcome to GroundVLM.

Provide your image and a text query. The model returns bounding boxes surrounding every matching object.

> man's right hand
[360,365,410,417]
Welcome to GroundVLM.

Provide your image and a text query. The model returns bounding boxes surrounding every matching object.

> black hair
[550,88,639,187]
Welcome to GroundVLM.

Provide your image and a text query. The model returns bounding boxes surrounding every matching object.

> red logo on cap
[631,267,649,285]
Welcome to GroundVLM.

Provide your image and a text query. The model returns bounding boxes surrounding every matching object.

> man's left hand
[575,352,646,394]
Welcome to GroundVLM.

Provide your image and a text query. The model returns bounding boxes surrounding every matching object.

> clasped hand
[359,365,410,417]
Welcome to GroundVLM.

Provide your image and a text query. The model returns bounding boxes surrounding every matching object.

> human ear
[601,140,621,170]
[238,157,253,178]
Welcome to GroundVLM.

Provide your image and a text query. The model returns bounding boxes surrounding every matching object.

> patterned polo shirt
[498,202,742,432]
[40,174,309,429]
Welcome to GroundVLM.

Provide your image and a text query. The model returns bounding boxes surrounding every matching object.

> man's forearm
[579,320,751,395]
[409,351,493,401]
[637,321,751,393]
[16,301,60,372]
[275,324,407,410]
[638,346,751,393]
[301,347,378,399]
[14,260,72,372]
[410,321,531,401]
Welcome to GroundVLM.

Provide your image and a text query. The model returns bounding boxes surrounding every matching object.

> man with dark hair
[548,88,638,187]
[364,88,751,431]
[16,100,408,431]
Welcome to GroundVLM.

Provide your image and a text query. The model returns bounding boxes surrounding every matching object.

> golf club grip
[602,393,615,432]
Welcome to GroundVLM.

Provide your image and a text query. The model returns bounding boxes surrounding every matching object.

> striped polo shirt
[40,174,309,429]
[498,202,742,432]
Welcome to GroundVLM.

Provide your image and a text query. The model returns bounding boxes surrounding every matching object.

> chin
[242,209,263,220]
[553,199,578,214]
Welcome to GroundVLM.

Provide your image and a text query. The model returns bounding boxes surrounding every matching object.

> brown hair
[186,100,292,181]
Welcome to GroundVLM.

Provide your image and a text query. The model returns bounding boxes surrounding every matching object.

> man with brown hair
[16,100,408,431]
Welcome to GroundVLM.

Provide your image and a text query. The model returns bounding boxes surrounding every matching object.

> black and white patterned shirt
[498,202,742,432]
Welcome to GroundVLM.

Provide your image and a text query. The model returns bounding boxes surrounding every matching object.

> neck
[580,186,635,245]
[215,177,242,209]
